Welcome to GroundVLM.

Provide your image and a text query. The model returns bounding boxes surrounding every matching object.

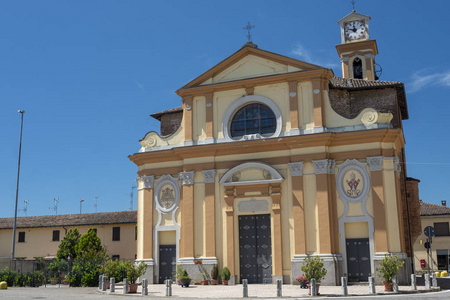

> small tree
[56,229,81,260]
[376,254,405,283]
[300,256,327,283]
[76,229,107,260]
[124,260,147,284]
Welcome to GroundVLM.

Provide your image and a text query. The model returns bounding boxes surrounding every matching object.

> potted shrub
[179,270,191,287]
[300,256,327,295]
[296,274,308,288]
[376,254,405,291]
[124,261,147,293]
[221,266,231,285]
[103,259,120,289]
[176,264,183,285]
[210,264,219,285]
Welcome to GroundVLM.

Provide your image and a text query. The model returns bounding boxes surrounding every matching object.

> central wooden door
[239,214,272,283]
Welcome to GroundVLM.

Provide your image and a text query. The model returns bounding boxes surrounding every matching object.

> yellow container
[441,271,448,277]
[435,271,441,277]
[0,281,7,289]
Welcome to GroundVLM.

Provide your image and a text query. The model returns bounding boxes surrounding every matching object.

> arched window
[230,103,276,139]
[353,57,363,79]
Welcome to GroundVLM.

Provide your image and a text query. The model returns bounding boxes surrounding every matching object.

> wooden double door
[238,214,272,283]
[346,238,371,282]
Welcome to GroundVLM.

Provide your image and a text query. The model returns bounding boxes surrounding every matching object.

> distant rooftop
[0,211,137,229]
[420,201,450,216]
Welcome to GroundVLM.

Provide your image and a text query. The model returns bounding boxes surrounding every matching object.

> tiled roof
[329,76,403,89]
[0,211,137,229]
[420,201,450,216]
[151,106,183,120]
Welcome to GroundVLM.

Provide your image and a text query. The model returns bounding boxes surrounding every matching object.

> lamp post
[80,199,84,214]
[12,110,25,260]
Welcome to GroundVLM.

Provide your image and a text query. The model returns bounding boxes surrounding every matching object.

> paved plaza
[0,283,444,300]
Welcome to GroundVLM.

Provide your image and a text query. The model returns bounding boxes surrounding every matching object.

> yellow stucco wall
[414,215,450,272]
[0,223,136,260]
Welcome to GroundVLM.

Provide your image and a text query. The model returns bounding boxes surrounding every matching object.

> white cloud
[409,70,450,93]
[291,43,338,69]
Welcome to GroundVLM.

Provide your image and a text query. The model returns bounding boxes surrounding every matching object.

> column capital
[179,171,195,185]
[312,159,335,174]
[394,157,402,178]
[136,175,154,189]
[367,156,383,171]
[202,169,216,183]
[288,162,304,176]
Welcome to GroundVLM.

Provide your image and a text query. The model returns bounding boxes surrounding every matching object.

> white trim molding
[219,162,284,186]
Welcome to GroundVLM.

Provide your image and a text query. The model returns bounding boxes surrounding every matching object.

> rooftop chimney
[442,200,447,207]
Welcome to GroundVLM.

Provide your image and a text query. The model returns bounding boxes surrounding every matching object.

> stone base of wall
[373,252,409,285]
[291,254,342,286]
[178,257,218,284]
[137,259,155,284]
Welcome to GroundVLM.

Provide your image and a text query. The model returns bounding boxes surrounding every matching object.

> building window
[112,227,120,241]
[112,255,120,261]
[135,226,137,241]
[437,250,450,270]
[434,222,450,236]
[230,103,276,139]
[18,231,25,243]
[52,230,60,241]
[353,57,363,79]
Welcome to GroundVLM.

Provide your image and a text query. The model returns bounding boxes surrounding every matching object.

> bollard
[277,279,282,297]
[368,276,376,294]
[99,275,103,289]
[123,278,128,294]
[310,278,317,296]
[425,273,430,289]
[411,274,416,290]
[102,275,106,291]
[165,279,172,296]
[341,277,348,296]
[432,272,437,287]
[243,279,248,298]
[143,278,148,295]
[392,275,399,292]
[110,277,115,293]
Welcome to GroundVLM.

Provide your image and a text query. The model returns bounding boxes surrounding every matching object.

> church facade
[129,10,420,285]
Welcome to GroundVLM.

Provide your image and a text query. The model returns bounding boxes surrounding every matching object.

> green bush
[376,254,405,283]
[211,264,219,280]
[300,256,327,283]
[221,266,230,281]
[0,267,16,287]
[124,260,147,284]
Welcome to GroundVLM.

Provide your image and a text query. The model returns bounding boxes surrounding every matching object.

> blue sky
[1,0,449,218]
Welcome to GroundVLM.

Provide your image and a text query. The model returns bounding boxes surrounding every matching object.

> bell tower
[336,10,378,80]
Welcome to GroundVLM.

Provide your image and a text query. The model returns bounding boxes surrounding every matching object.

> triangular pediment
[178,44,324,91]
[338,10,371,26]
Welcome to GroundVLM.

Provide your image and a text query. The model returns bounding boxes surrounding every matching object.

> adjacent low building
[414,201,450,273]
[0,211,137,269]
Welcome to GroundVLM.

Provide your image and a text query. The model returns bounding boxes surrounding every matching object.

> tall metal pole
[12,110,25,260]
[80,199,84,214]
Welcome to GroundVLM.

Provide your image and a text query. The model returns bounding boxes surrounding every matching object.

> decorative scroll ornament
[288,162,304,176]
[137,175,154,189]
[312,159,335,174]
[367,156,383,171]
[178,171,195,185]
[202,169,216,183]
[361,110,378,125]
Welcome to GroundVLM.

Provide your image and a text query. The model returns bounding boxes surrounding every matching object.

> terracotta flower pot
[210,279,218,285]
[222,280,229,285]
[308,284,320,295]
[383,281,393,291]
[128,283,138,293]
[201,280,209,285]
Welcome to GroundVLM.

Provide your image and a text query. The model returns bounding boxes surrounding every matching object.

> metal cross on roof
[351,0,356,10]
[243,21,255,42]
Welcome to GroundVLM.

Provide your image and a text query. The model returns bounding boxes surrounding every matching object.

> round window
[229,103,276,139]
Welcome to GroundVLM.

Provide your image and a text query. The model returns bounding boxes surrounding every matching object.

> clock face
[345,20,365,40]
